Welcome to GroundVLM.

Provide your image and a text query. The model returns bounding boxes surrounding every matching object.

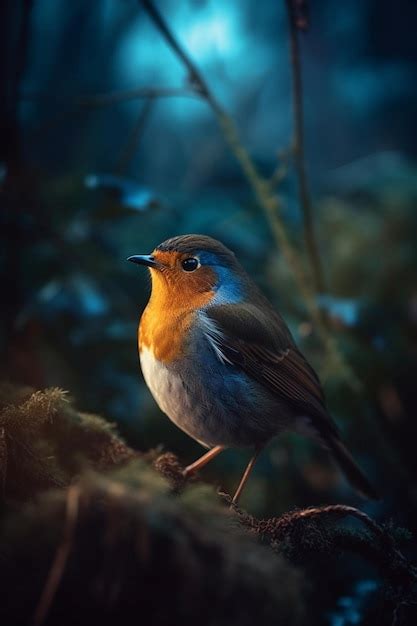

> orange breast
[138,271,215,363]
[139,307,195,363]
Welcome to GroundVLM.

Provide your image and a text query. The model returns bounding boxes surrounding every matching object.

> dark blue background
[1,3,417,621]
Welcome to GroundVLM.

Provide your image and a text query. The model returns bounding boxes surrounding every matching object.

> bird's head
[128,234,244,310]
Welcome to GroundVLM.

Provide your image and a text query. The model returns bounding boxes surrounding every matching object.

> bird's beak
[127,254,160,269]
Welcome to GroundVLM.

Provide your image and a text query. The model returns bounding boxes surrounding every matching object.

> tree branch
[22,86,198,108]
[230,501,417,586]
[284,0,326,295]
[24,86,198,139]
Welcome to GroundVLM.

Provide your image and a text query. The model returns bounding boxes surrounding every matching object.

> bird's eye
[181,257,199,272]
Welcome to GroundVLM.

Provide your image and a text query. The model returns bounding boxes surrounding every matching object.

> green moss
[0,383,415,626]
[0,383,135,500]
[0,383,306,625]
[0,466,305,626]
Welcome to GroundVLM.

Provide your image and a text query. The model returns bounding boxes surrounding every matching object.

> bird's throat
[138,269,215,363]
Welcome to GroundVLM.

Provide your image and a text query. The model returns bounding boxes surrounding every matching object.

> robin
[128,234,378,504]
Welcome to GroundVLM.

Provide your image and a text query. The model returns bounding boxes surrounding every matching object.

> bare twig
[22,86,199,108]
[33,484,80,626]
[269,145,293,188]
[392,599,417,626]
[24,87,199,138]
[285,0,325,295]
[139,0,215,103]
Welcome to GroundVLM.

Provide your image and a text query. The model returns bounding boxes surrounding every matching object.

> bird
[128,234,378,504]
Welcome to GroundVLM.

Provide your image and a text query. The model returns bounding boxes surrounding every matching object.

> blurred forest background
[1,1,417,624]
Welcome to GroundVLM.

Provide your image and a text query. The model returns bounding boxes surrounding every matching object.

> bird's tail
[326,435,380,500]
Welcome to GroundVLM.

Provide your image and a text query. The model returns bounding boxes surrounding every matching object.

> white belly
[139,346,208,445]
[139,343,280,449]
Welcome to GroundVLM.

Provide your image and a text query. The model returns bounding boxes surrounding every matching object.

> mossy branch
[0,384,135,500]
[230,500,417,590]
[0,386,415,626]
[154,450,416,592]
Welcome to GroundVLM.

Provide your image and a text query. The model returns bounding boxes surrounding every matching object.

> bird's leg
[182,445,225,478]
[232,448,262,506]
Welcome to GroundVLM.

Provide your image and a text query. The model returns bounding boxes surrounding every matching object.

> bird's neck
[138,284,213,363]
